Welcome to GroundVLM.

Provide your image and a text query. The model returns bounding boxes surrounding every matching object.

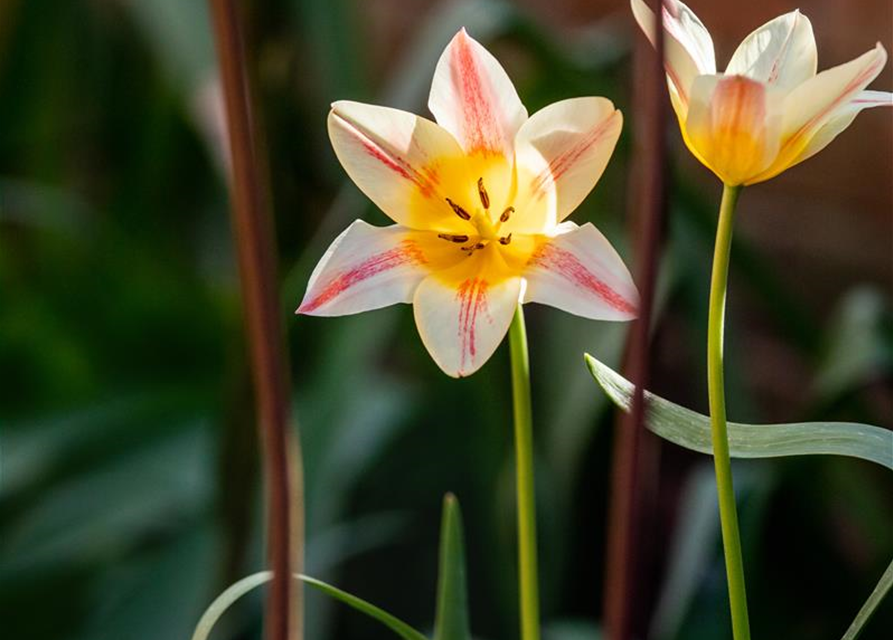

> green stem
[508,305,540,640]
[708,184,751,640]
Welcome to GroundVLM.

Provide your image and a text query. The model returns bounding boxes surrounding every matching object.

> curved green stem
[708,184,751,640]
[508,305,541,640]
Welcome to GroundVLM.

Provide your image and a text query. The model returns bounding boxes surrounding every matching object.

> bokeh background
[1,1,891,639]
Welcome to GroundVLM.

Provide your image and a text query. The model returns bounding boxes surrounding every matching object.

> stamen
[499,233,513,245]
[446,198,471,221]
[461,242,486,253]
[499,206,514,222]
[477,177,490,210]
[438,233,469,243]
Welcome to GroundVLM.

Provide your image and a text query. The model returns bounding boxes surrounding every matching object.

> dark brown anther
[446,197,471,221]
[477,177,490,210]
[499,206,514,222]
[461,242,486,253]
[438,233,469,243]
[499,233,513,245]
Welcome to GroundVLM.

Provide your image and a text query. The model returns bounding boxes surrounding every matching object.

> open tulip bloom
[632,0,892,186]
[298,29,639,378]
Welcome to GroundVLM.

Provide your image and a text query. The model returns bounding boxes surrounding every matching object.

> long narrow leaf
[842,559,893,640]
[300,575,429,640]
[191,571,273,640]
[191,572,427,640]
[434,494,472,640]
[584,354,893,639]
[584,355,892,470]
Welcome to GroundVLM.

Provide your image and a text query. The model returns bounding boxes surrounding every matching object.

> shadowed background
[0,1,890,639]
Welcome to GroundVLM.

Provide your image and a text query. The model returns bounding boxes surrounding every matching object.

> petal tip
[295,300,315,316]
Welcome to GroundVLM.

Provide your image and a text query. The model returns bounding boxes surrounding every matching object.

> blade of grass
[433,495,472,640]
[842,559,893,640]
[192,571,274,640]
[302,575,429,640]
[192,573,428,640]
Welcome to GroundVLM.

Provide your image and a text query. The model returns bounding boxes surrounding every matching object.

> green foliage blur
[0,1,890,639]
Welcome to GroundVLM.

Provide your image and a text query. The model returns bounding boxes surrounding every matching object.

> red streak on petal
[784,51,886,152]
[300,240,427,313]
[530,114,616,200]
[423,165,441,185]
[455,277,490,373]
[452,32,501,156]
[661,8,691,105]
[532,244,636,315]
[714,75,766,135]
[361,139,412,180]
[851,97,890,105]
[765,13,799,85]
[336,113,438,198]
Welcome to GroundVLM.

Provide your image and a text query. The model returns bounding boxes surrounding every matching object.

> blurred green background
[0,1,891,639]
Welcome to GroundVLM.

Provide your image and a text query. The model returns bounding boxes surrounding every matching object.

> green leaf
[190,572,428,640]
[301,575,428,640]
[842,559,893,640]
[434,494,472,640]
[191,571,273,640]
[584,354,893,470]
[584,354,893,639]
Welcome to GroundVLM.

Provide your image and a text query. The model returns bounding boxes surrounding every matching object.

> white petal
[328,101,469,232]
[630,0,716,113]
[512,98,623,234]
[771,44,889,173]
[413,247,521,377]
[726,10,817,91]
[298,221,457,316]
[782,89,893,169]
[522,222,638,321]
[428,28,527,158]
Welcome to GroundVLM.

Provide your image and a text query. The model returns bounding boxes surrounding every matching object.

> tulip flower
[630,4,892,640]
[299,29,638,378]
[631,0,892,186]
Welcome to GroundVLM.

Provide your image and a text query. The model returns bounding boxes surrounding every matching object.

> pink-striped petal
[413,246,521,377]
[512,98,623,234]
[725,10,817,91]
[522,222,639,321]
[328,101,469,232]
[630,0,716,115]
[506,98,623,233]
[782,89,893,170]
[428,28,527,158]
[298,221,460,316]
[755,44,890,181]
[685,74,785,186]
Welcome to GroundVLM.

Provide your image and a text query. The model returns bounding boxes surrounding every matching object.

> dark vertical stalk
[603,1,666,639]
[207,2,303,640]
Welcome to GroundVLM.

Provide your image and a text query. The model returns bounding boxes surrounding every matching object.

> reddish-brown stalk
[603,1,667,639]
[207,2,303,640]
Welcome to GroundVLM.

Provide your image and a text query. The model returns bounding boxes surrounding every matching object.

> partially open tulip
[298,29,639,377]
[631,0,892,186]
